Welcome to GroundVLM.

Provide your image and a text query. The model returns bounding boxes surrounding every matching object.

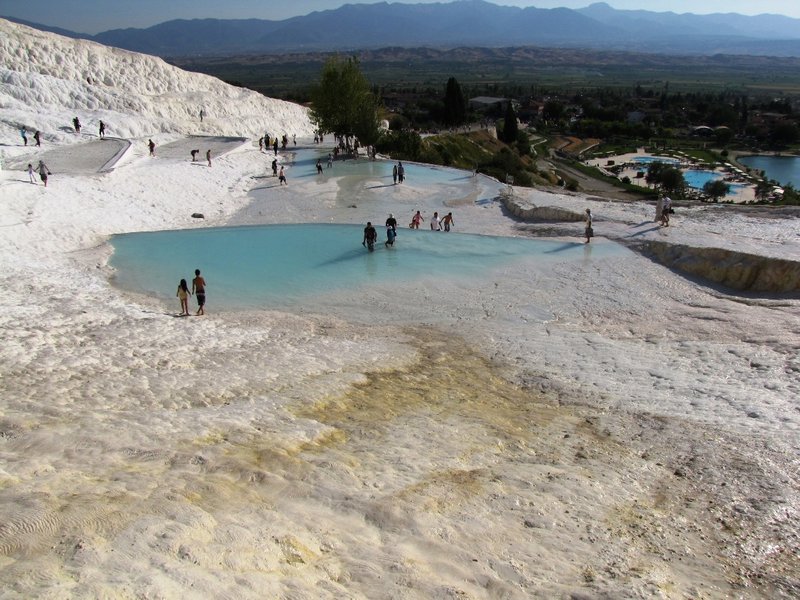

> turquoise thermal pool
[292,150,471,186]
[110,224,627,311]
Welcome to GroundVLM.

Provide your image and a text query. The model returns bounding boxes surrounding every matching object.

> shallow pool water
[110,224,627,311]
[632,156,680,165]
[289,148,471,187]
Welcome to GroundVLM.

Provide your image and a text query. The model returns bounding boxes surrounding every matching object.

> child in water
[176,279,191,316]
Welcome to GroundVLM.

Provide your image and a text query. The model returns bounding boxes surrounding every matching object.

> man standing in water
[192,269,206,315]
[385,213,397,247]
[362,222,377,252]
[584,208,593,244]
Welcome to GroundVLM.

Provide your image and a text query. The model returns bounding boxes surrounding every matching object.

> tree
[755,179,773,202]
[779,183,799,205]
[772,122,799,147]
[715,128,733,146]
[703,179,730,202]
[659,166,686,196]
[375,130,422,160]
[645,161,667,187]
[646,162,685,196]
[443,77,467,126]
[500,102,518,144]
[542,100,564,123]
[310,56,380,144]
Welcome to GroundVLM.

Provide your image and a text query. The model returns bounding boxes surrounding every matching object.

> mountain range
[5,0,800,58]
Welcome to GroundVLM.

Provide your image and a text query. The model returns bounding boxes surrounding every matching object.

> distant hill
[5,0,800,57]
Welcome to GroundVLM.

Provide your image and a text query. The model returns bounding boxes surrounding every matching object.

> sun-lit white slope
[0,18,313,142]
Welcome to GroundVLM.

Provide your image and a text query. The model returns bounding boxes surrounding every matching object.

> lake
[738,155,799,187]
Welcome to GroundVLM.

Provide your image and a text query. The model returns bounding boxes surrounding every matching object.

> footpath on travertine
[5,135,246,175]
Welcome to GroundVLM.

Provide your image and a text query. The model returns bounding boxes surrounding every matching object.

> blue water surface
[632,156,680,165]
[110,224,622,311]
[738,155,799,187]
[683,169,722,189]
[682,170,745,195]
[290,149,471,187]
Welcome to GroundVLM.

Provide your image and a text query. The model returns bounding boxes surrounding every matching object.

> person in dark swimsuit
[362,222,377,252]
[192,269,206,315]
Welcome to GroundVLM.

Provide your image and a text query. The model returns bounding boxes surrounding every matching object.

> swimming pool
[683,169,723,189]
[680,170,747,197]
[632,156,680,165]
[110,224,627,311]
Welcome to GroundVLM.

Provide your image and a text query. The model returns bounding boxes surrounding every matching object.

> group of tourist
[362,214,397,252]
[20,127,42,147]
[408,210,455,232]
[188,148,213,166]
[18,130,42,183]
[27,160,51,186]
[18,117,90,187]
[392,162,405,184]
[22,117,108,151]
[362,210,456,251]
[175,269,206,316]
[20,116,117,188]
[258,133,294,155]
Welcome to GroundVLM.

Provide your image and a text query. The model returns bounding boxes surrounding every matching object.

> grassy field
[170,47,800,100]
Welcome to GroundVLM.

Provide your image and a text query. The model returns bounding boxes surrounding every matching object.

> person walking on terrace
[37,160,51,187]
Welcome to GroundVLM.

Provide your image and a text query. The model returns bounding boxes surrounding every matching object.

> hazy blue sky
[2,0,799,34]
